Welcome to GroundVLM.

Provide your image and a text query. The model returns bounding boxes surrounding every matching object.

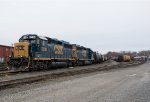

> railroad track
[0,71,20,76]
[0,61,144,90]
[0,66,7,71]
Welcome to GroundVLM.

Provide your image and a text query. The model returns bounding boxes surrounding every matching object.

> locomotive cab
[7,34,42,71]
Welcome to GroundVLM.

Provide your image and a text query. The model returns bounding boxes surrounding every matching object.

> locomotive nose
[7,42,30,71]
[14,42,29,58]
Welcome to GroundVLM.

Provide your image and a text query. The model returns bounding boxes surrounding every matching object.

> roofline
[0,45,13,48]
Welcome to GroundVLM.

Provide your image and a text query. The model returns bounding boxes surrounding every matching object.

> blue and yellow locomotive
[7,34,103,71]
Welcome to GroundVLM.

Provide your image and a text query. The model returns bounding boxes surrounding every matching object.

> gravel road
[0,62,149,102]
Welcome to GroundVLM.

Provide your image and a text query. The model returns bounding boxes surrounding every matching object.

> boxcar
[0,45,13,63]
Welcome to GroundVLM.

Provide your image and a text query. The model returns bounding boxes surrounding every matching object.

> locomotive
[7,34,103,71]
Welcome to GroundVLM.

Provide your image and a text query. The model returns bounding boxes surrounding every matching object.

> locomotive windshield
[29,36,36,39]
[22,35,36,40]
[20,35,37,44]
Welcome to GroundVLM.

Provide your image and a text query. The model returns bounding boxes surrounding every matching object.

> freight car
[7,34,103,71]
[0,45,13,64]
[93,52,103,63]
[117,55,131,62]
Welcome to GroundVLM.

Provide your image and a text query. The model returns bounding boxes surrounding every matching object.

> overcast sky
[0,0,150,53]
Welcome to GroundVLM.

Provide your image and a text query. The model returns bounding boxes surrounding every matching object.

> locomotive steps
[0,60,144,90]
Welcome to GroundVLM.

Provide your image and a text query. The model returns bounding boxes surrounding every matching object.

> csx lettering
[54,45,63,54]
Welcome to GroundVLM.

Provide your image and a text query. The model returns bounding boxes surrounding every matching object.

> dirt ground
[0,62,149,102]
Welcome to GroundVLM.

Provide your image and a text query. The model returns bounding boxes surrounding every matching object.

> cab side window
[37,39,40,44]
[42,40,46,46]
